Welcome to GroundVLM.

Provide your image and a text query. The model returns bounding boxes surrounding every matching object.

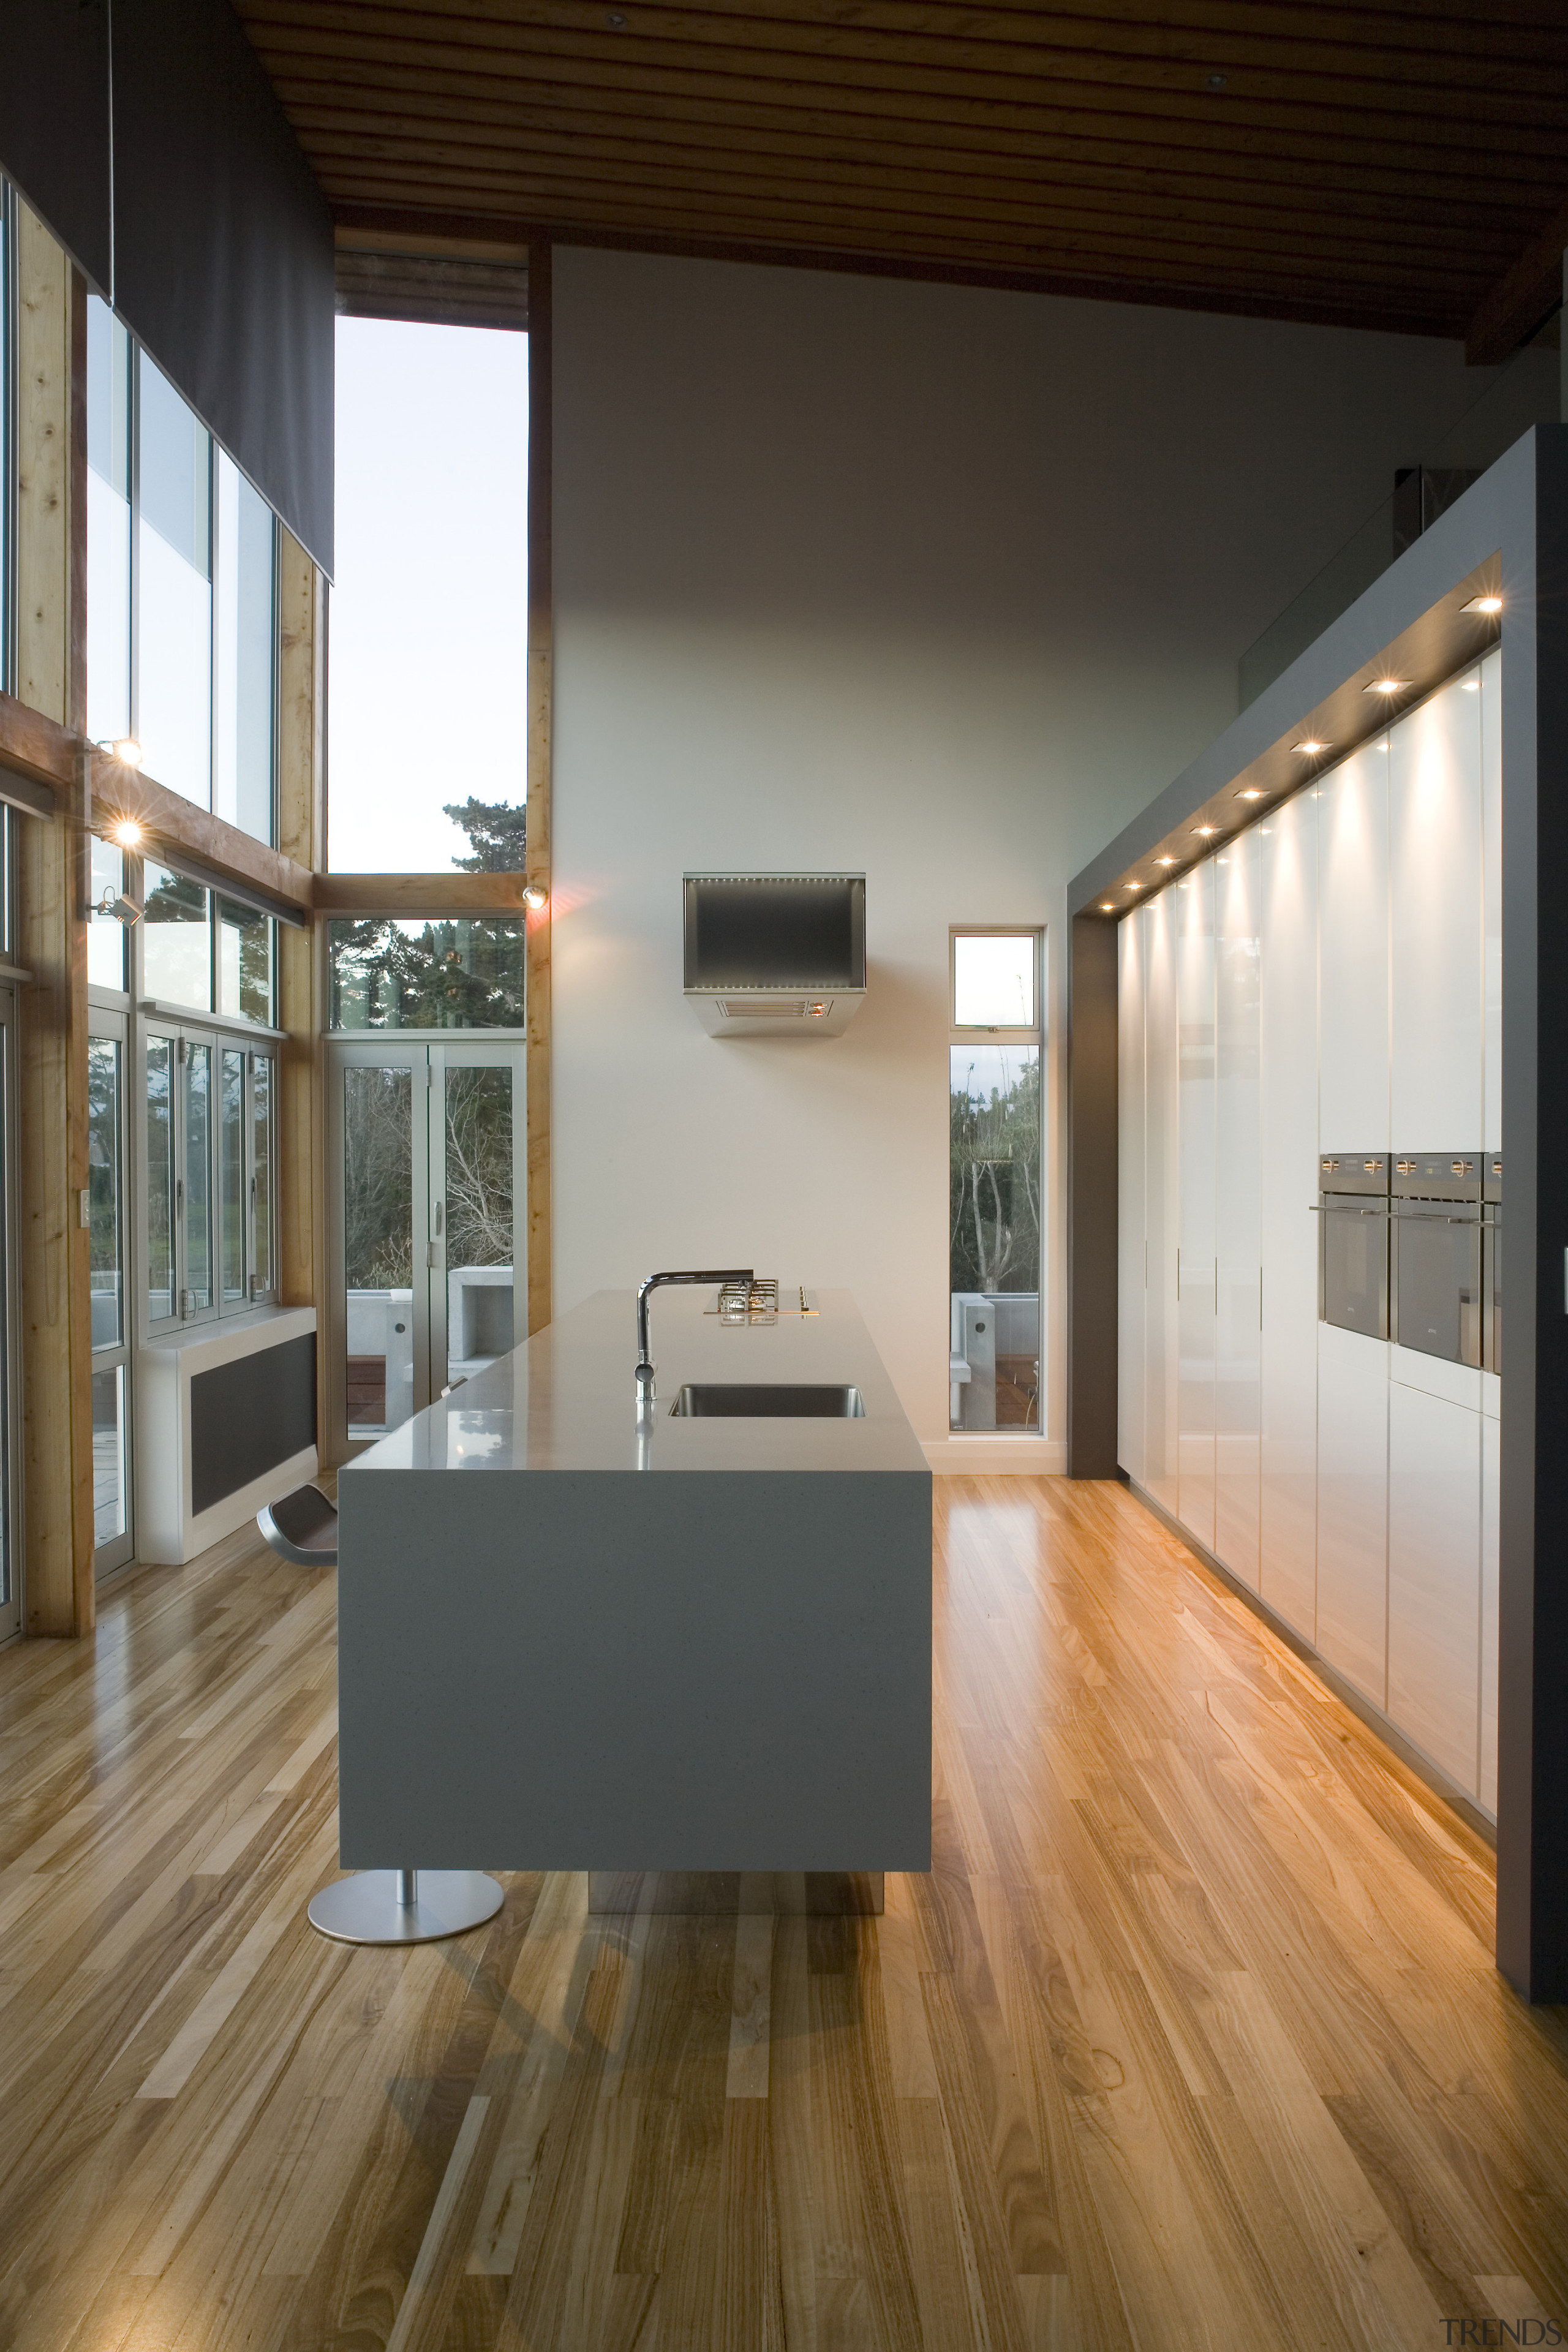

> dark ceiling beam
[1467,192,1568,365]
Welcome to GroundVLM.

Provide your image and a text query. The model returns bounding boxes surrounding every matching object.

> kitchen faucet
[636,1268,754,1402]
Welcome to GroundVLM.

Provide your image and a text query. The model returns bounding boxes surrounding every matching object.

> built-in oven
[1483,1153,1501,1376]
[1319,1152,1390,1339]
[1391,1152,1482,1367]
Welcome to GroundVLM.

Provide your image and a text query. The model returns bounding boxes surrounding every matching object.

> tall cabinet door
[1177,865,1216,1551]
[1144,889,1180,1518]
[1258,793,1319,1637]
[1215,835,1261,1588]
[1387,1382,1482,1795]
[1390,671,1483,1154]
[1316,742,1390,1705]
[1118,911,1147,1486]
[1482,649,1501,1160]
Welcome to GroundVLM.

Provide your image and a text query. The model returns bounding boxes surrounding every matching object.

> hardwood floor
[1,1477,1566,2350]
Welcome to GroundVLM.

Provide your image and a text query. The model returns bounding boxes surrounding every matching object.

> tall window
[949,931,1044,1432]
[85,296,278,843]
[329,317,527,872]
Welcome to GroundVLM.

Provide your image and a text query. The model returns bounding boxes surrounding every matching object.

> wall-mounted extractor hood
[683,873,866,1038]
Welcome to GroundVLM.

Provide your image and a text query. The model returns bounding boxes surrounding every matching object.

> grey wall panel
[0,0,112,288]
[113,0,334,571]
[190,1331,317,1516]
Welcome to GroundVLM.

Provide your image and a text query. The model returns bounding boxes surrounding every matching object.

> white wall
[551,244,1499,1458]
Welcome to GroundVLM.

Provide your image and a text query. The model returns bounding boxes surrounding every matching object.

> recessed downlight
[1193,824,1218,836]
[1292,738,1327,755]
[1156,856,1177,867]
[1237,788,1265,801]
[1099,902,1114,913]
[1462,593,1503,615]
[1365,677,1407,695]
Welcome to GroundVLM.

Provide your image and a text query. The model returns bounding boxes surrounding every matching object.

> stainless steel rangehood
[682,873,866,1038]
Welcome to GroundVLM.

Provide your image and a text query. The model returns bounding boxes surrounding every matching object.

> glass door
[327,1038,523,1460]
[89,1015,135,1575]
[0,994,18,1637]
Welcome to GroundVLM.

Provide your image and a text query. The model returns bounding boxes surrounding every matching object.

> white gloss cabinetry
[1482,649,1502,1154]
[1257,796,1319,1637]
[1214,834,1261,1589]
[1387,1374,1482,1790]
[1117,658,1502,1819]
[1117,912,1147,1488]
[1319,741,1389,1153]
[1144,889,1180,1521]
[1177,865,1216,1551]
[1315,1323,1389,1705]
[1390,673,1483,1152]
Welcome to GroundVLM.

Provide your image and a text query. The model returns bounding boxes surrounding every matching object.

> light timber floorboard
[1,1476,1566,2348]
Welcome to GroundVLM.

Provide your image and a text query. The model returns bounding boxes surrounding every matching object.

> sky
[329,317,529,873]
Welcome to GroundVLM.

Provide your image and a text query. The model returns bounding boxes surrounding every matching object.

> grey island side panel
[337,1288,932,1872]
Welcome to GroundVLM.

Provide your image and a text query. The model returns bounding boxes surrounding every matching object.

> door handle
[434,1200,444,1238]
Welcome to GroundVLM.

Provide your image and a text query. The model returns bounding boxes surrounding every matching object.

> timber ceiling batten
[232,2,1568,342]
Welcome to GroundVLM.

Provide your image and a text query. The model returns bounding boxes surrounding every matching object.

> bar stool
[255,1483,505,1947]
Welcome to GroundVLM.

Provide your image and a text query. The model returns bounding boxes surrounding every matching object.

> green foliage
[950,1050,1041,1295]
[442,796,527,873]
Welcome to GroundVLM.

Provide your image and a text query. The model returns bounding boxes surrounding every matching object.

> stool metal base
[307,1868,504,1946]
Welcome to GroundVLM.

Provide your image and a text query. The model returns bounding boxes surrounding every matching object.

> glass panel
[444,1065,514,1387]
[252,1055,273,1295]
[146,1036,176,1321]
[330,317,527,872]
[88,1038,124,1349]
[214,454,276,842]
[86,295,132,745]
[137,352,213,806]
[88,837,128,992]
[92,1364,127,1548]
[329,917,527,1030]
[949,1044,1041,1431]
[344,1066,415,1434]
[221,1049,245,1302]
[143,863,211,1008]
[184,1042,213,1310]
[219,899,274,1024]
[953,935,1035,1028]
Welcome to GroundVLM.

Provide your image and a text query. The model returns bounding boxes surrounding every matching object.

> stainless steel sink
[669,1382,865,1418]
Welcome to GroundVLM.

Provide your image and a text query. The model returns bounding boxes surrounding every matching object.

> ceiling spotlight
[1193,824,1218,836]
[1099,902,1114,913]
[1237,788,1265,801]
[1462,593,1503,615]
[1123,880,1143,890]
[96,736,143,767]
[1156,856,1177,867]
[106,816,144,851]
[520,881,548,912]
[1292,739,1327,755]
[1365,677,1406,695]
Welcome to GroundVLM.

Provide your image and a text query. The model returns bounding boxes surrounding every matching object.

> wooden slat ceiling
[233,1,1568,352]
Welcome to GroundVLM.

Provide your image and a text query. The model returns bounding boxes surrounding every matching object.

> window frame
[86,298,281,845]
[88,1007,135,1577]
[949,925,1044,1048]
[137,1016,279,1335]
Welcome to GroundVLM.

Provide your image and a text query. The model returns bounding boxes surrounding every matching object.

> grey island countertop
[335,1283,932,1877]
[352,1285,929,1476]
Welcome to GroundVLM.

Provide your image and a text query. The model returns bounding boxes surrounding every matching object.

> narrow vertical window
[137,353,213,807]
[215,452,276,843]
[252,1054,274,1299]
[86,295,132,747]
[146,1036,176,1324]
[949,930,1044,1431]
[221,1048,246,1303]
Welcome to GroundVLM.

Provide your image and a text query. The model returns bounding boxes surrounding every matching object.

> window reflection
[219,899,274,1025]
[91,1365,127,1547]
[146,1038,175,1322]
[87,838,127,992]
[88,1039,123,1348]
[215,454,276,842]
[329,917,527,1030]
[144,864,211,1009]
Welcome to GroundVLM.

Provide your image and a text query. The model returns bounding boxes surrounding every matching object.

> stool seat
[257,1485,339,1567]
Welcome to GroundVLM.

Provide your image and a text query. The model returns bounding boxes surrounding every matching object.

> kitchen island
[336,1287,932,1892]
